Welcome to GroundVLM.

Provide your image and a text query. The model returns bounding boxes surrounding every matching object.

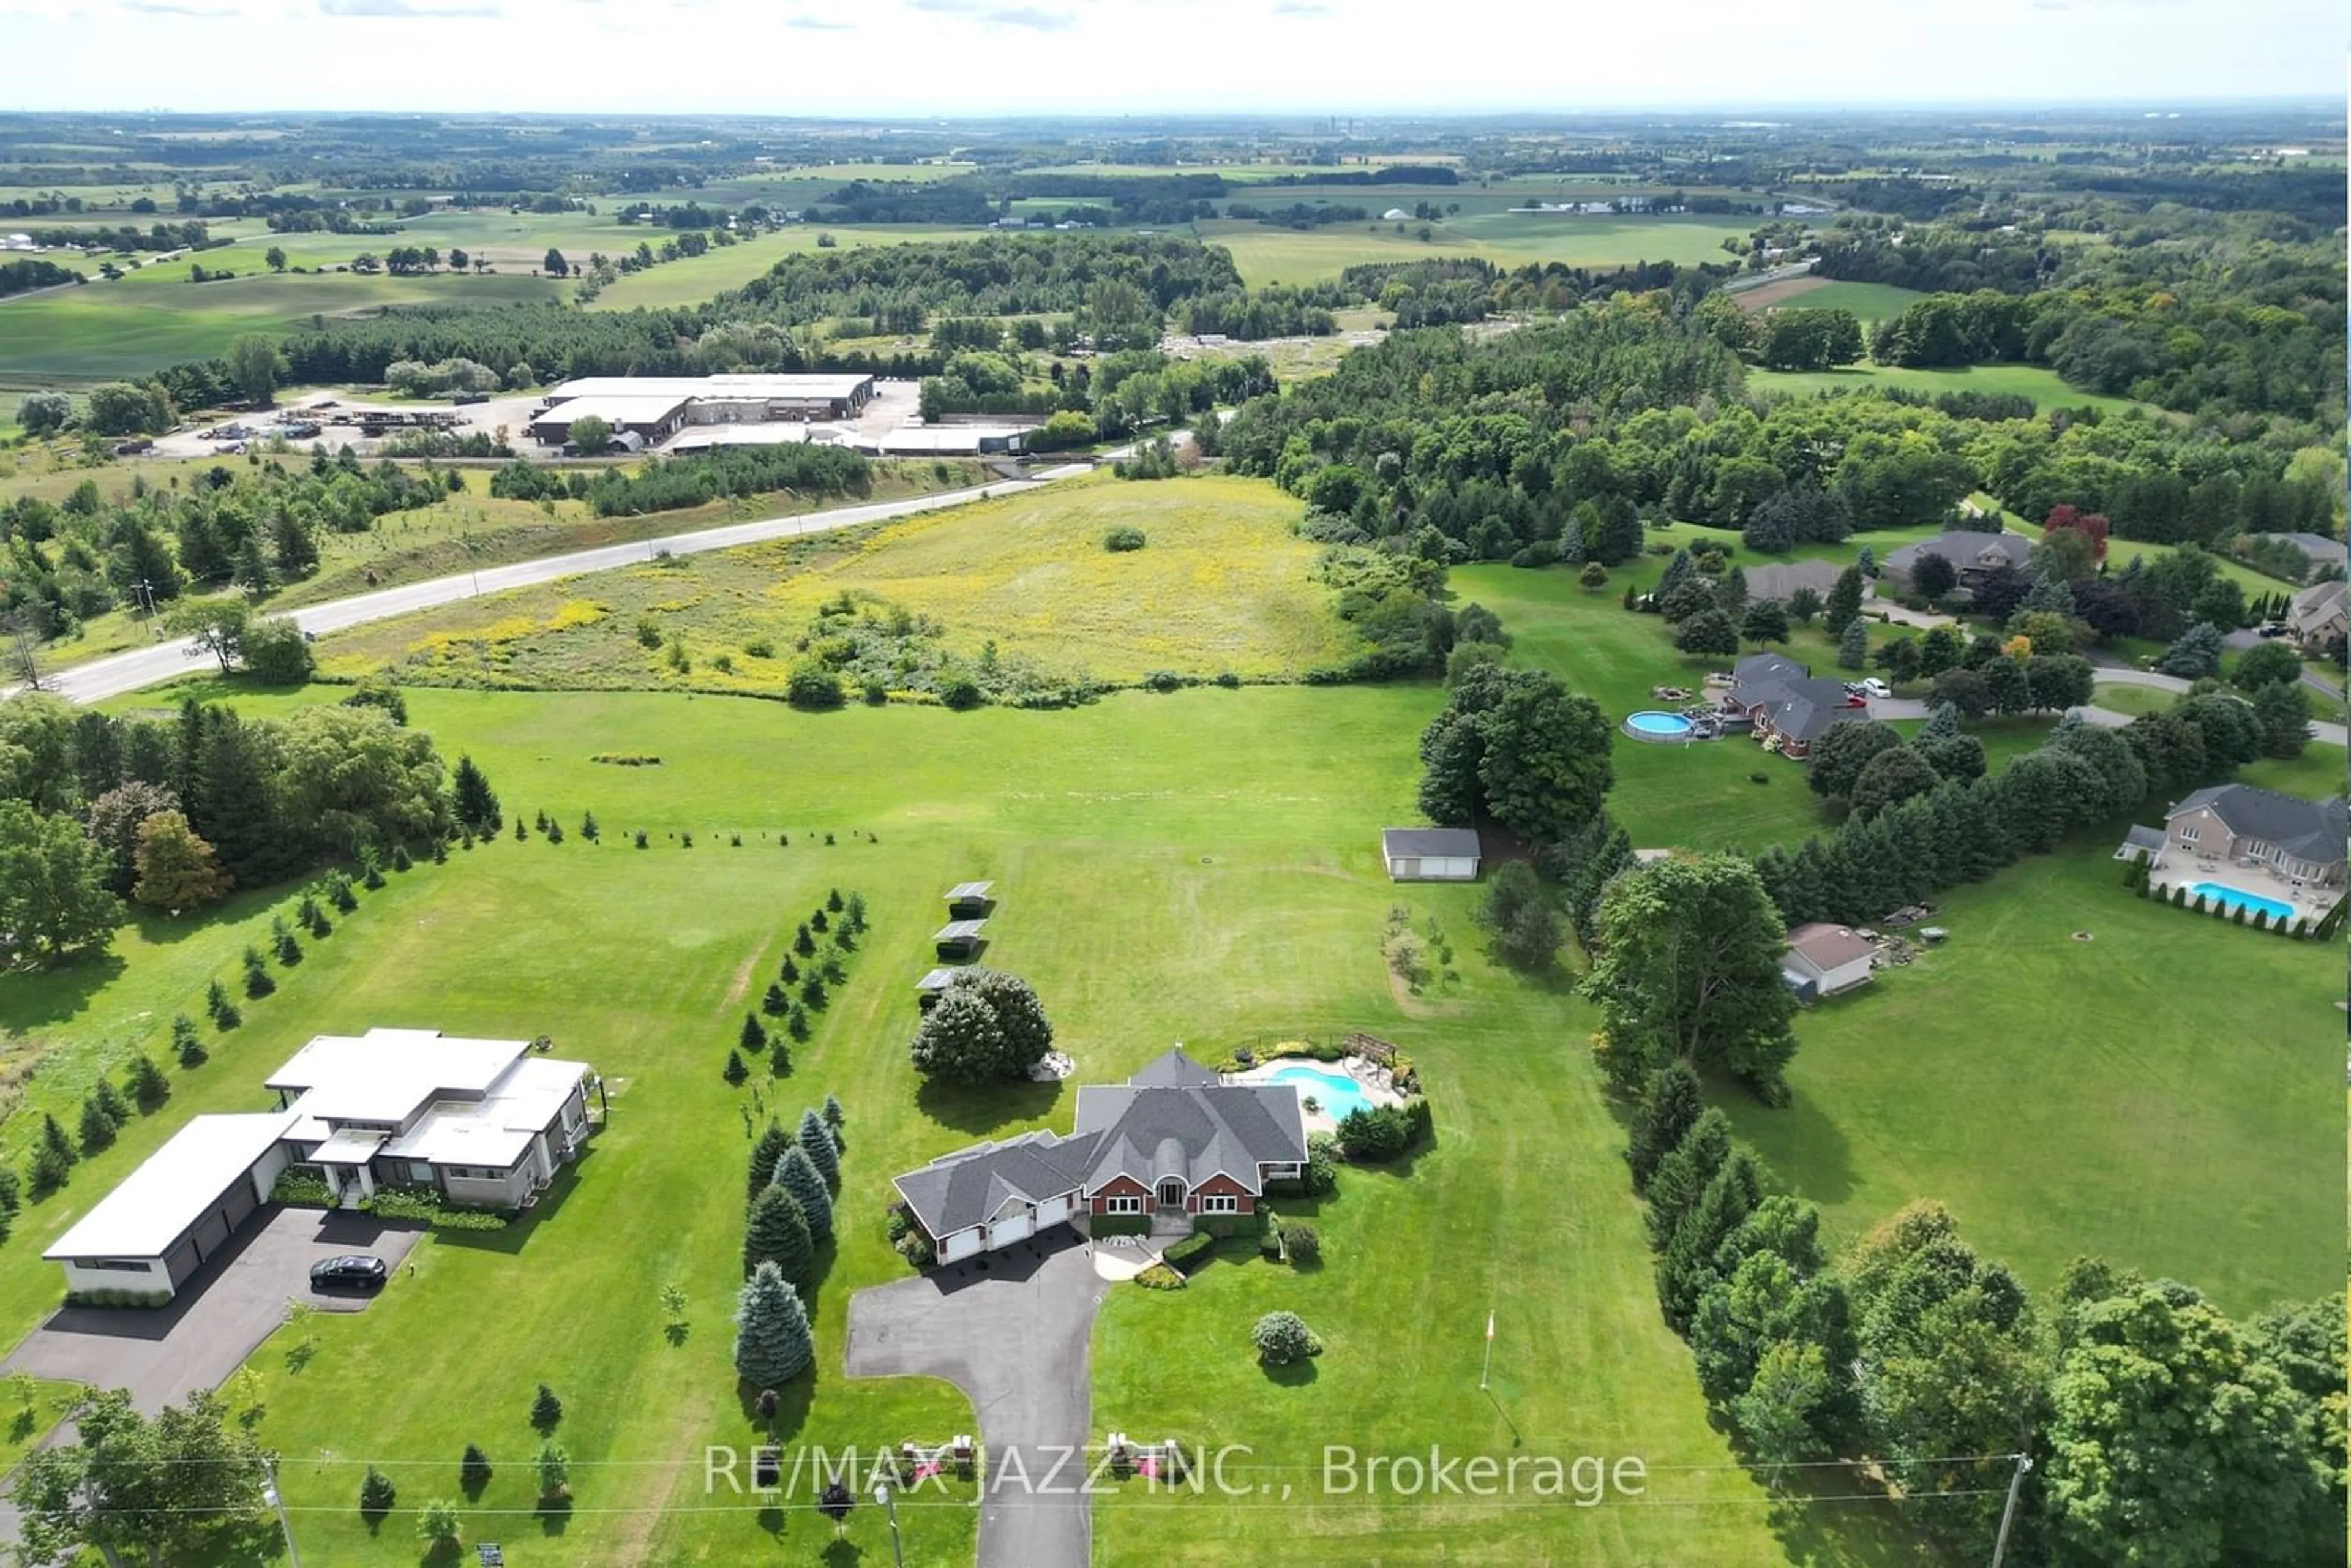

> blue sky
[1,0,2339,115]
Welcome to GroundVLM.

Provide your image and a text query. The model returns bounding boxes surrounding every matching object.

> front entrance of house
[1155,1178,1186,1212]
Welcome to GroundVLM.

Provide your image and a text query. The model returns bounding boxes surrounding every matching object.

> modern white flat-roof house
[43,1028,594,1302]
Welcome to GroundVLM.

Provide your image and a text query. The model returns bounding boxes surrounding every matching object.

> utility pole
[872,1476,905,1568]
[261,1458,305,1568]
[1,606,39,692]
[1989,1452,2032,1568]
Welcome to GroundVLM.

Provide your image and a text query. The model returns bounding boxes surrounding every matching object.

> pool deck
[1224,1056,1407,1136]
[1621,710,1721,745]
[2151,865,2338,929]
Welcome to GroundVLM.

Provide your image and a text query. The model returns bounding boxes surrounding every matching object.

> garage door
[220,1173,259,1231]
[1033,1194,1071,1227]
[191,1209,231,1262]
[165,1238,202,1287]
[988,1211,1034,1249]
[940,1229,984,1264]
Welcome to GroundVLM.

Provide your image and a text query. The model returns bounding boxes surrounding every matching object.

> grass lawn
[1748,362,2146,417]
[1761,281,1925,324]
[316,473,1361,692]
[0,270,561,384]
[2089,680,2176,718]
[7,681,1837,1566]
[1722,847,2340,1315]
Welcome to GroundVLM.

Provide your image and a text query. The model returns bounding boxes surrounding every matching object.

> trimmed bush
[361,1188,509,1230]
[272,1171,335,1207]
[1134,1263,1187,1290]
[1251,1310,1322,1365]
[1104,526,1147,552]
[1281,1223,1321,1265]
[1162,1231,1217,1274]
[1089,1212,1152,1238]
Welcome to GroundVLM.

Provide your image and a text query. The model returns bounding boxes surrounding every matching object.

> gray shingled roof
[2251,532,2347,566]
[1743,560,1843,604]
[890,1049,1307,1239]
[2168,785,2348,864]
[1725,654,1863,743]
[2120,824,2167,852]
[1886,531,2032,576]
[2290,578,2345,632]
[1381,827,1482,860]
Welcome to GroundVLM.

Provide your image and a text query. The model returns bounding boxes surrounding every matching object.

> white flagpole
[1479,1309,1495,1390]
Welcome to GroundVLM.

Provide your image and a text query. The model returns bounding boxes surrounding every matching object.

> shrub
[1163,1231,1217,1274]
[723,1049,749,1086]
[272,1171,335,1207]
[62,1288,173,1309]
[1142,670,1183,692]
[1104,525,1147,552]
[359,1465,397,1520]
[531,1384,563,1432]
[1134,1264,1187,1290]
[359,1188,508,1229]
[1089,1212,1152,1238]
[895,1231,936,1268]
[939,675,983,710]
[1281,1223,1321,1265]
[1251,1310,1321,1365]
[1335,1105,1411,1162]
[418,1498,462,1551]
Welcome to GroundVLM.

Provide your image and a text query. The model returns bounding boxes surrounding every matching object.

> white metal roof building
[43,1029,595,1304]
[544,373,877,405]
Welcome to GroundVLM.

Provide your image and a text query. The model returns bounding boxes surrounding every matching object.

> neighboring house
[1782,923,1876,1000]
[2286,578,2347,656]
[44,1028,595,1302]
[2161,785,2348,890]
[1381,827,1482,881]
[1719,651,1865,760]
[892,1048,1307,1264]
[1742,560,1843,606]
[2248,532,2347,574]
[1883,531,2033,592]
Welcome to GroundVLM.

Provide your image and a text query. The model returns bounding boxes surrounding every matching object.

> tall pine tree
[744,1185,814,1299]
[796,1109,839,1191]
[734,1261,814,1386]
[773,1144,834,1241]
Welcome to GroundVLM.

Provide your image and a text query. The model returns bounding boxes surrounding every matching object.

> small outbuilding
[1782,923,1876,1001]
[915,967,958,1011]
[933,919,988,960]
[944,881,995,918]
[1380,827,1482,882]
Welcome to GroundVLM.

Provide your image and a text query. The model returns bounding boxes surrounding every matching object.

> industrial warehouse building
[44,1028,595,1302]
[528,373,877,446]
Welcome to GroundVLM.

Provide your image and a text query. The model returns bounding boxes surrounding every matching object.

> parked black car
[309,1255,388,1291]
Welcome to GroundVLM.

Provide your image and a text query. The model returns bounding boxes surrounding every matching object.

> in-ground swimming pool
[2184,880,2296,922]
[1265,1064,1373,1120]
[1625,710,1696,738]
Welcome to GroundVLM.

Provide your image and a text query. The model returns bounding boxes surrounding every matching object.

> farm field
[314,474,1362,692]
[10,680,1806,1566]
[587,225,977,310]
[1749,361,2145,416]
[1734,279,1924,323]
[1197,213,1754,287]
[0,269,561,385]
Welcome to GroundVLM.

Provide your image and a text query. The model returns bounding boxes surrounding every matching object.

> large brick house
[891,1049,1306,1264]
[1718,652,1867,760]
[2160,785,2347,891]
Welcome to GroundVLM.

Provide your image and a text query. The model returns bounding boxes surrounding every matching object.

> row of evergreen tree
[735,1101,847,1391]
[727,891,869,1086]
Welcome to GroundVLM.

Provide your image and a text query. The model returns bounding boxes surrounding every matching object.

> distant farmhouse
[1883,531,2033,595]
[891,1049,1306,1264]
[1717,652,1865,760]
[43,1029,594,1302]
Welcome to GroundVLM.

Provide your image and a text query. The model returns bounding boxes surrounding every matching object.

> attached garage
[988,1207,1035,1248]
[939,1228,985,1264]
[45,1111,298,1304]
[1381,827,1482,882]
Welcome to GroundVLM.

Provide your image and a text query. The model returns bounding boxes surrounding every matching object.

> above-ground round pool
[1264,1063,1373,1121]
[1624,710,1696,740]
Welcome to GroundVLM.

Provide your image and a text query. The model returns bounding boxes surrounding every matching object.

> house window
[80,1259,152,1272]
[2178,825,2198,844]
[1103,1196,1143,1215]
[1200,1195,1240,1214]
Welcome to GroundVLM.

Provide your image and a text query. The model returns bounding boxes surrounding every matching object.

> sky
[0,0,2340,116]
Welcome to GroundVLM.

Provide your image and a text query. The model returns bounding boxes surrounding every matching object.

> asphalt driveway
[3,1204,423,1413]
[845,1228,1101,1568]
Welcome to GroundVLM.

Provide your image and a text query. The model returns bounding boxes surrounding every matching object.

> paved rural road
[844,1230,1100,1568]
[9,465,1091,707]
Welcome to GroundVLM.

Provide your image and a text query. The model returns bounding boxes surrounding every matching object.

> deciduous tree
[130,809,231,909]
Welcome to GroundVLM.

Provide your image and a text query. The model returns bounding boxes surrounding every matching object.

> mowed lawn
[318,473,1363,691]
[1724,849,2340,1313]
[0,269,560,383]
[1736,281,1924,324]
[6,682,1833,1566]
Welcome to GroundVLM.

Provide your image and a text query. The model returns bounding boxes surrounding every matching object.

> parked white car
[1858,678,1891,699]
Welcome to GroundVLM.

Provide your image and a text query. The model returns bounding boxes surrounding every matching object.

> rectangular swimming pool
[2184,880,2296,922]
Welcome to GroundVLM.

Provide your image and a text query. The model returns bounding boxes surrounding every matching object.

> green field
[587,225,978,311]
[1749,361,2146,416]
[0,269,560,385]
[1725,850,2339,1313]
[1198,214,1755,287]
[316,475,1362,692]
[1755,281,1925,323]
